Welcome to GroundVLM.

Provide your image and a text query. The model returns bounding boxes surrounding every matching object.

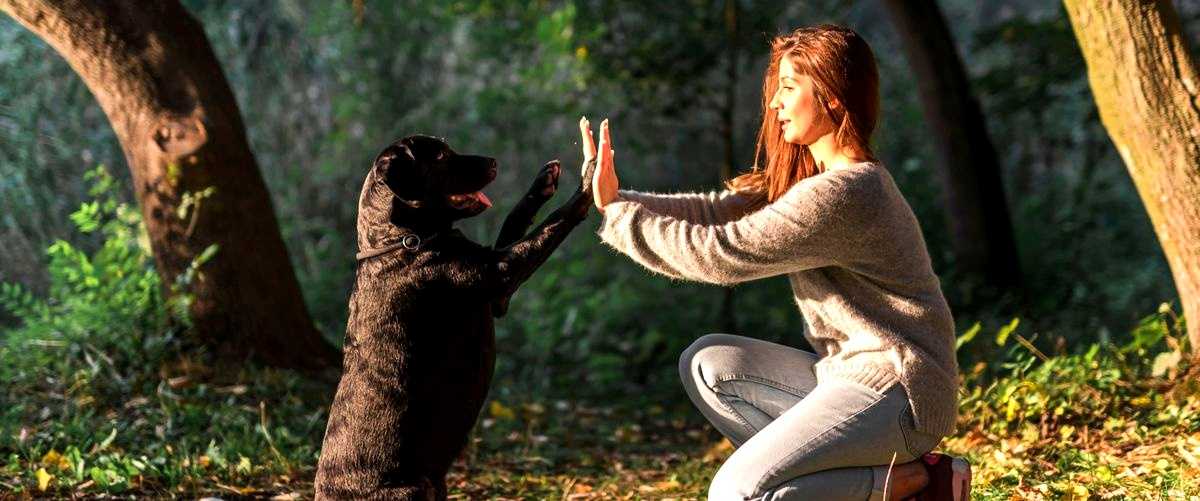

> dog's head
[373,135,498,220]
[357,135,497,256]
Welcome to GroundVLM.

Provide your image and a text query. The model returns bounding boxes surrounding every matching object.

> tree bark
[881,0,1024,300]
[1,0,338,371]
[719,0,739,334]
[1064,0,1200,350]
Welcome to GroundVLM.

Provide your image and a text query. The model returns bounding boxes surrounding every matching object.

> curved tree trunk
[1,0,338,371]
[1064,0,1200,350]
[718,0,739,334]
[881,0,1024,301]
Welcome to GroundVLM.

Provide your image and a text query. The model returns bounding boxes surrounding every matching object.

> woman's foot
[882,460,929,500]
[911,453,972,501]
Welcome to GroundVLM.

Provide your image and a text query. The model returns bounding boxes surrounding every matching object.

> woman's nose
[768,91,781,110]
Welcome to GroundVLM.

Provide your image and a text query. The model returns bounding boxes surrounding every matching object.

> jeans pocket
[899,405,942,458]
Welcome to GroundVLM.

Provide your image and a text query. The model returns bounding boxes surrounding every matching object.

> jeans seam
[750,387,889,495]
[713,372,811,400]
[709,373,811,439]
[698,368,757,439]
[899,407,918,458]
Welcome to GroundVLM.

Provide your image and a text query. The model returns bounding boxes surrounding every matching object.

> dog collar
[355,233,422,260]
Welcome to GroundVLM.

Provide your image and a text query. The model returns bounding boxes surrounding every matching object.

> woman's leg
[678,334,820,446]
[708,381,929,501]
[678,334,941,500]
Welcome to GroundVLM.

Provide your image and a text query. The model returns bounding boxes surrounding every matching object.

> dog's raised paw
[533,160,561,198]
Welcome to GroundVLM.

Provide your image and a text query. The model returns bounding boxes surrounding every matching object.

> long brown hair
[728,24,880,202]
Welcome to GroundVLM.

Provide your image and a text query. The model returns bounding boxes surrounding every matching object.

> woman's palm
[579,117,618,212]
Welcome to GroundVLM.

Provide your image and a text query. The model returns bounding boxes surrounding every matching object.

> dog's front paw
[530,160,560,198]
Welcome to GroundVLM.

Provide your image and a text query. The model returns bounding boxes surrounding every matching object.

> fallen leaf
[35,467,52,491]
[490,401,516,421]
[702,439,733,463]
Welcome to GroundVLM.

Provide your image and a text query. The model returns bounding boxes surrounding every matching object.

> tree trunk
[719,0,739,334]
[1063,0,1200,350]
[881,0,1024,300]
[1,0,338,371]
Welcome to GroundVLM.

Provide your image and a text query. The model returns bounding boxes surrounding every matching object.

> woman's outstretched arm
[615,189,764,225]
[596,173,860,286]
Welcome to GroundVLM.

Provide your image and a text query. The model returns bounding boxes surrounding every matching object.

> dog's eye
[436,152,446,161]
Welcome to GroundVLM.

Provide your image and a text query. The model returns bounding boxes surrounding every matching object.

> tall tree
[1063,0,1200,349]
[881,0,1024,300]
[0,0,338,370]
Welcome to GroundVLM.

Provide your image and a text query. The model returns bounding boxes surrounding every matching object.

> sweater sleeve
[615,189,764,225]
[599,174,858,286]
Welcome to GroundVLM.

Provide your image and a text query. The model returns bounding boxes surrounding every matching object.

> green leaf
[956,322,981,351]
[996,317,1020,346]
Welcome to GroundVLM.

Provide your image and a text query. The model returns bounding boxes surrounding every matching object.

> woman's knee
[707,459,764,501]
[678,333,740,387]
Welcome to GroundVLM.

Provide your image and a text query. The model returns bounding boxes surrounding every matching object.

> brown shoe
[913,453,971,501]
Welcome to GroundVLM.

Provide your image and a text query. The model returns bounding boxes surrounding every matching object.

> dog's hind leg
[492,160,560,317]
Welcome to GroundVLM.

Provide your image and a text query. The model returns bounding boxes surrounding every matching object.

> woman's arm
[597,175,857,286]
[585,119,763,224]
[616,189,764,225]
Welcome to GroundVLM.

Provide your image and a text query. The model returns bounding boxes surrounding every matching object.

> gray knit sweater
[597,161,959,435]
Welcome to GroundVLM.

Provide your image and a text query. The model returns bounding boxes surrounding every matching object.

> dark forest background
[2,1,1198,497]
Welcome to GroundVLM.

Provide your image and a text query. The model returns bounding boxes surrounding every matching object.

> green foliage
[947,304,1197,498]
[0,166,171,378]
[0,166,329,496]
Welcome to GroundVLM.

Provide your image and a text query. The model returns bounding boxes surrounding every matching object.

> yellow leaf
[1072,484,1089,497]
[35,467,52,491]
[40,449,71,471]
[654,479,681,490]
[702,438,733,463]
[197,455,211,468]
[1059,425,1075,441]
[489,401,516,421]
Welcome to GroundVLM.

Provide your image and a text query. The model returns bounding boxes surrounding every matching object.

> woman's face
[769,55,835,145]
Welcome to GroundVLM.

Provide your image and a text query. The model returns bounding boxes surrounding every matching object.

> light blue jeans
[679,334,943,501]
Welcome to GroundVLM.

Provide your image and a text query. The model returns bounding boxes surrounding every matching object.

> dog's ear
[374,142,423,207]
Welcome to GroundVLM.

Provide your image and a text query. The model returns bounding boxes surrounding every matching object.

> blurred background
[4,1,1200,497]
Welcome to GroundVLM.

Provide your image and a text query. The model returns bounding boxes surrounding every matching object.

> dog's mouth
[447,190,492,209]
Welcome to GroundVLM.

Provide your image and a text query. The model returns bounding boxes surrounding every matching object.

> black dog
[314,135,594,500]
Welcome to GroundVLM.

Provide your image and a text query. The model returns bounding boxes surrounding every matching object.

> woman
[580,25,971,500]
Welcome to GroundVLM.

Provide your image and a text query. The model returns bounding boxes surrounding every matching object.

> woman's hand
[585,119,618,212]
[579,116,617,212]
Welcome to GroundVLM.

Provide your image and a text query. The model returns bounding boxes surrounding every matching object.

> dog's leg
[489,158,595,305]
[495,161,559,249]
[490,161,561,317]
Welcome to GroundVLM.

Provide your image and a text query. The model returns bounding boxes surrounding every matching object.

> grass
[1,323,1197,499]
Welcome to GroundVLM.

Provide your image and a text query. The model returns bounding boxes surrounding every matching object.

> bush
[0,166,328,496]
